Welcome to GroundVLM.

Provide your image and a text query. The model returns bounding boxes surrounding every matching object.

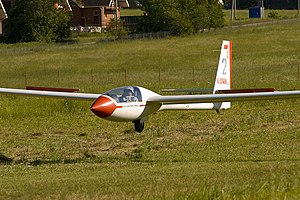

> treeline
[223,0,299,9]
[2,0,224,42]
[137,0,224,35]
[3,0,71,43]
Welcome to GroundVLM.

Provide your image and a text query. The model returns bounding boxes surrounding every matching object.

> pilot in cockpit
[120,87,138,102]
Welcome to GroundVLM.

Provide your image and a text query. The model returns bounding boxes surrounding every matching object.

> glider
[1,40,300,132]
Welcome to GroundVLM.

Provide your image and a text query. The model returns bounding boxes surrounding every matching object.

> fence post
[193,66,195,83]
[57,69,60,83]
[159,68,161,85]
[298,65,300,81]
[261,66,264,80]
[24,72,27,85]
[124,69,127,84]
[91,69,94,83]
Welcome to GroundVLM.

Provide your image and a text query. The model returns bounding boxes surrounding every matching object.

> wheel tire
[134,120,144,132]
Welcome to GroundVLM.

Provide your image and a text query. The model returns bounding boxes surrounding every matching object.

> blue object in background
[249,7,264,18]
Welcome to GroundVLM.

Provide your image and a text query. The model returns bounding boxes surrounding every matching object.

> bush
[4,0,72,43]
[138,0,224,36]
[268,10,281,19]
[106,19,129,36]
[0,35,5,43]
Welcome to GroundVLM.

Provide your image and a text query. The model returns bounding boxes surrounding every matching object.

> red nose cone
[91,96,117,118]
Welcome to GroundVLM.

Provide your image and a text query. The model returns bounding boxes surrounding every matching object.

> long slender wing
[0,88,100,100]
[147,91,300,104]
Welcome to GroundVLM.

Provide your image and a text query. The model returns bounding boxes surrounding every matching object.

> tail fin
[213,40,232,109]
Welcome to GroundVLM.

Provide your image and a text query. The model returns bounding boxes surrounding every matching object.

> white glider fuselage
[91,86,160,122]
[91,86,221,122]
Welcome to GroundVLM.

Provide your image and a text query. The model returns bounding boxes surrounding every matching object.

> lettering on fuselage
[123,104,139,108]
[217,78,229,85]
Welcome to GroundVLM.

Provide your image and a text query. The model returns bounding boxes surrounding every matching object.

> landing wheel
[134,120,144,132]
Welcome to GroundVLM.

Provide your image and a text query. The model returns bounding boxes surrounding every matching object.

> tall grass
[0,19,299,199]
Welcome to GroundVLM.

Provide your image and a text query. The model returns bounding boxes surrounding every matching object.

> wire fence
[118,31,171,40]
[3,65,300,91]
[0,67,222,92]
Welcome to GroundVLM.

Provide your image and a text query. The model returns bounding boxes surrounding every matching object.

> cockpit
[103,86,142,103]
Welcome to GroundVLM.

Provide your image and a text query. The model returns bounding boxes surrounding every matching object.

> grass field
[0,19,300,199]
[120,8,300,25]
[223,9,299,25]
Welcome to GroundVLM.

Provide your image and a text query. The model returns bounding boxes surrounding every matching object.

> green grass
[223,9,299,25]
[119,8,299,26]
[0,19,300,199]
[1,162,300,199]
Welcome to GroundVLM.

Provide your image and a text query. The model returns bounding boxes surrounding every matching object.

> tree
[5,0,72,43]
[138,0,224,35]
[207,0,225,28]
[51,8,72,42]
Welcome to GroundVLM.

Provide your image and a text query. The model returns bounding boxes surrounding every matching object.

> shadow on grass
[0,153,13,165]
[58,39,78,45]
[0,152,129,166]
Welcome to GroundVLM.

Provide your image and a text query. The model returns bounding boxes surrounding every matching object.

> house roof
[127,0,141,8]
[64,0,72,11]
[56,0,72,11]
[0,0,8,19]
[71,0,129,8]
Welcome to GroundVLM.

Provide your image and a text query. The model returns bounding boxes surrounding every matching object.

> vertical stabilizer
[213,40,232,109]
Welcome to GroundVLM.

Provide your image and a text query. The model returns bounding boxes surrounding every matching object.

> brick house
[0,0,131,35]
[0,0,7,34]
[69,0,129,28]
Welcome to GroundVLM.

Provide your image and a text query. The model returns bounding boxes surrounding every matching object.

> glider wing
[0,88,100,100]
[147,91,300,104]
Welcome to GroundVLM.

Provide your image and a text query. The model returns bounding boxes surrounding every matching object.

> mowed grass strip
[0,162,299,199]
[0,19,299,199]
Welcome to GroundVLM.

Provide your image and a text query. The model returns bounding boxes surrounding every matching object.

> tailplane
[213,40,232,109]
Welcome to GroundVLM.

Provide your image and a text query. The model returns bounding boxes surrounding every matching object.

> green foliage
[50,9,72,42]
[4,0,72,43]
[106,18,129,36]
[207,0,225,28]
[0,35,5,43]
[138,0,225,35]
[268,10,281,19]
